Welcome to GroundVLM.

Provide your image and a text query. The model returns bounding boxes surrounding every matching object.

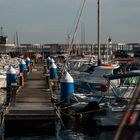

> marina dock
[4,62,56,134]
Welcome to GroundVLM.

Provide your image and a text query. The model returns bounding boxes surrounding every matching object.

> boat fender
[100,85,108,92]
[101,64,113,67]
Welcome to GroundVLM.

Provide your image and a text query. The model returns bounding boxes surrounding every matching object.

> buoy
[50,62,58,79]
[19,59,26,73]
[60,71,74,104]
[7,66,17,87]
[26,57,31,65]
[26,57,31,72]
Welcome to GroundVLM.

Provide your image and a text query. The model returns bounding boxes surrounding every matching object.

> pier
[4,62,56,134]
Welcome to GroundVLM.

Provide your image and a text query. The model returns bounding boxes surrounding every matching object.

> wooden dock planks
[4,63,56,122]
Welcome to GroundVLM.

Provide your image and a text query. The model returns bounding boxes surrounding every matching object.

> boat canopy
[103,72,140,80]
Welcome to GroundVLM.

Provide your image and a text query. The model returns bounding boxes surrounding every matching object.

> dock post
[11,83,18,106]
[43,59,48,74]
[44,65,48,74]
[43,59,47,65]
[6,86,11,105]
[45,74,50,89]
[23,69,28,81]
[6,66,17,105]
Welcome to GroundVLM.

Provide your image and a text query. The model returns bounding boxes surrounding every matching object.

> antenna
[62,0,86,73]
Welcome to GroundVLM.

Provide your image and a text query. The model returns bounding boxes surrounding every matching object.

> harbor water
[2,119,116,140]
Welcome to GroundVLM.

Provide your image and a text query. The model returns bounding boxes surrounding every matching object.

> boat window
[123,76,140,85]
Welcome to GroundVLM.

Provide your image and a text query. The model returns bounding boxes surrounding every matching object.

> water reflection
[1,119,116,140]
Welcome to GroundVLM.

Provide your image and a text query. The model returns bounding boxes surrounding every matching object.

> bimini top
[103,71,140,80]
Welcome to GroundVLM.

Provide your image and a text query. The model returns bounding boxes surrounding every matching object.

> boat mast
[0,26,3,36]
[62,0,86,73]
[16,31,20,56]
[97,0,101,66]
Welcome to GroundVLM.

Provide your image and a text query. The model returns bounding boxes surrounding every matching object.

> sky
[0,0,140,44]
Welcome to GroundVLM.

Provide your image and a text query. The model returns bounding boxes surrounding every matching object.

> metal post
[97,0,101,66]
[16,32,19,56]
[11,83,18,106]
[45,74,50,89]
[107,41,109,63]
[6,86,11,105]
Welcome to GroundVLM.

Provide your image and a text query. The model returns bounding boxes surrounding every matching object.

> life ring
[101,63,113,67]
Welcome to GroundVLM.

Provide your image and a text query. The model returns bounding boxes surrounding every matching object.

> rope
[68,0,84,37]
[62,0,86,74]
[60,107,107,116]
[53,104,65,128]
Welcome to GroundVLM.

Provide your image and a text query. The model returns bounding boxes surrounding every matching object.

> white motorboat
[74,63,120,93]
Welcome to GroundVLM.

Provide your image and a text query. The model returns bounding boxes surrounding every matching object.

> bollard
[31,59,35,68]
[6,87,12,105]
[50,62,58,79]
[60,71,74,104]
[44,59,47,65]
[44,65,48,74]
[26,57,31,72]
[11,83,18,106]
[47,57,51,69]
[23,69,28,81]
[45,74,50,89]
[6,66,17,104]
[19,59,26,73]
[26,57,31,65]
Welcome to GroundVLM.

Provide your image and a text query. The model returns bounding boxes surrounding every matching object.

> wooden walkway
[4,63,56,133]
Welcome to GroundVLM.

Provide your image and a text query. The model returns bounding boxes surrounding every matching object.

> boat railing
[113,82,140,140]
[102,72,140,105]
